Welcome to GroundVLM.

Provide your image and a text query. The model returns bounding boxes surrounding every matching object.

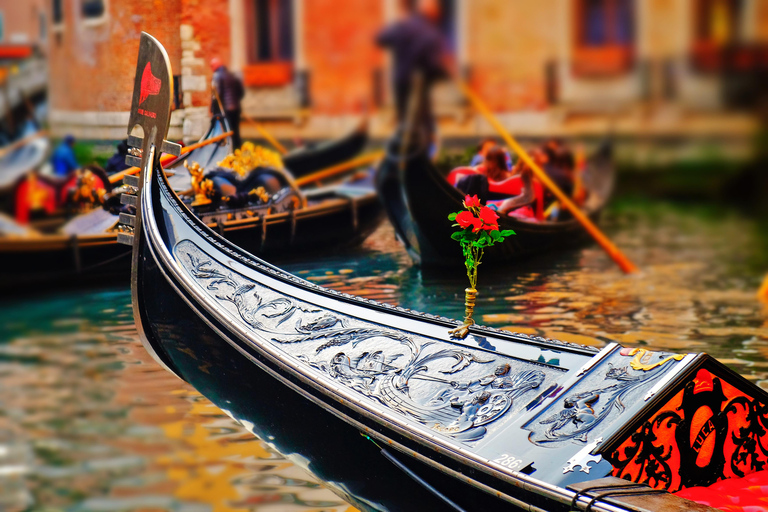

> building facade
[42,0,768,142]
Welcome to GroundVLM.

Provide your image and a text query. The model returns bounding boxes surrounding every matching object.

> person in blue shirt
[51,135,80,176]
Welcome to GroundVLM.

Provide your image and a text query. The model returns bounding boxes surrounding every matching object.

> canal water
[1,198,766,512]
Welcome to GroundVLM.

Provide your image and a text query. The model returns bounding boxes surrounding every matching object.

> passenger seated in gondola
[541,138,575,198]
[493,150,538,215]
[478,146,512,182]
[452,146,510,201]
[449,146,542,219]
[470,139,512,169]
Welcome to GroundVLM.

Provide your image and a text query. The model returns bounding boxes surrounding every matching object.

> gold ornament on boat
[72,169,106,207]
[626,348,684,372]
[218,142,283,177]
[248,187,270,203]
[181,161,206,198]
[191,179,214,207]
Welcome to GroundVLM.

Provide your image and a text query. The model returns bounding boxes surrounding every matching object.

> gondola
[0,130,50,212]
[375,129,614,267]
[126,34,768,512]
[281,120,368,178]
[0,115,380,290]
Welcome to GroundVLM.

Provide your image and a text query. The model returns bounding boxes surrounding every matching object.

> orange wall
[180,0,230,108]
[466,0,559,111]
[48,0,182,113]
[0,0,48,46]
[303,0,384,114]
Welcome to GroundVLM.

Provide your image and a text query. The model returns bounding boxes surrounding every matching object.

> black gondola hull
[282,124,368,178]
[376,142,613,267]
[137,230,543,512]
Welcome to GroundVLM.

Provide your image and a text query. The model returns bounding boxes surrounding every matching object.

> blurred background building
[0,0,47,137]
[4,0,768,149]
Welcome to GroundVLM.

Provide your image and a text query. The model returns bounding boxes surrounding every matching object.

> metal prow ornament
[116,32,181,248]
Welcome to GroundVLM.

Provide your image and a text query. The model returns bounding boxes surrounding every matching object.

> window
[691,0,745,72]
[573,0,635,76]
[244,0,294,86]
[695,0,743,45]
[254,0,293,62]
[82,0,105,19]
[52,0,63,25]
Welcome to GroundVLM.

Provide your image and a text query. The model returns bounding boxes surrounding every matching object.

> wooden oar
[457,80,639,274]
[242,113,288,155]
[211,85,288,155]
[108,131,232,184]
[294,151,385,187]
[759,274,768,302]
[0,130,47,159]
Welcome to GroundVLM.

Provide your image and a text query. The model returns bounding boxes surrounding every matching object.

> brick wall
[303,0,384,114]
[48,0,182,115]
[179,0,230,109]
[0,0,48,47]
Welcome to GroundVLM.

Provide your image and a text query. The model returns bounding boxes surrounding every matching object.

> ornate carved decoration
[525,358,670,446]
[157,172,600,355]
[177,241,562,443]
[605,368,768,492]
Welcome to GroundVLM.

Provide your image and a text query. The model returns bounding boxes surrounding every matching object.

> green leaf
[490,230,502,241]
[500,229,516,236]
[447,212,458,221]
[451,231,464,241]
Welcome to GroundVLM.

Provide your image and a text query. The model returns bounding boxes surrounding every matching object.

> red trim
[572,46,634,77]
[243,62,293,87]
[572,0,635,77]
[0,46,34,59]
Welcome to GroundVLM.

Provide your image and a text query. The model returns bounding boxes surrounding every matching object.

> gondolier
[210,57,244,149]
[376,0,449,138]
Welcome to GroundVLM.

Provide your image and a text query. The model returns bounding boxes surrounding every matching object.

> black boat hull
[136,230,542,512]
[0,234,130,292]
[375,139,614,267]
[282,123,368,178]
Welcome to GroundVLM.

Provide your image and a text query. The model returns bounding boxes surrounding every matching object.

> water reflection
[0,291,356,512]
[0,199,766,510]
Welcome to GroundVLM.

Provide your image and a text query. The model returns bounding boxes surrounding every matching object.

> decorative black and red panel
[604,360,768,493]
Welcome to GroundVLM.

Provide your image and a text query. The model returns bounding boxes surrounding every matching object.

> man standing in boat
[210,57,245,150]
[376,0,450,140]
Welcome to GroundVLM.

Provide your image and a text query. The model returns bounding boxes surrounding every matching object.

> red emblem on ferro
[139,62,161,104]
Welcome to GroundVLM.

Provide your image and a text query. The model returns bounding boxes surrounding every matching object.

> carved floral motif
[177,241,562,443]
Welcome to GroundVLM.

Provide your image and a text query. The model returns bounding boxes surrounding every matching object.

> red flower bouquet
[447,195,515,337]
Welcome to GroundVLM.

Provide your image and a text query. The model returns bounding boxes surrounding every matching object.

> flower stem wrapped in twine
[448,287,478,339]
[448,195,515,339]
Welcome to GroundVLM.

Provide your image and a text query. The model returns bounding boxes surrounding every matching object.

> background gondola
[375,132,614,267]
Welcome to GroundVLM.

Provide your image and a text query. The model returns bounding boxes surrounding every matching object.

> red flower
[478,206,499,231]
[456,210,482,232]
[463,195,481,208]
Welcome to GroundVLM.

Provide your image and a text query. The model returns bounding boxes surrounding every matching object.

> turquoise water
[1,199,766,511]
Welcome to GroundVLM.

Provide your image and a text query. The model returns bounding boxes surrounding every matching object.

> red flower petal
[479,206,499,226]
[456,210,481,231]
[464,194,481,208]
